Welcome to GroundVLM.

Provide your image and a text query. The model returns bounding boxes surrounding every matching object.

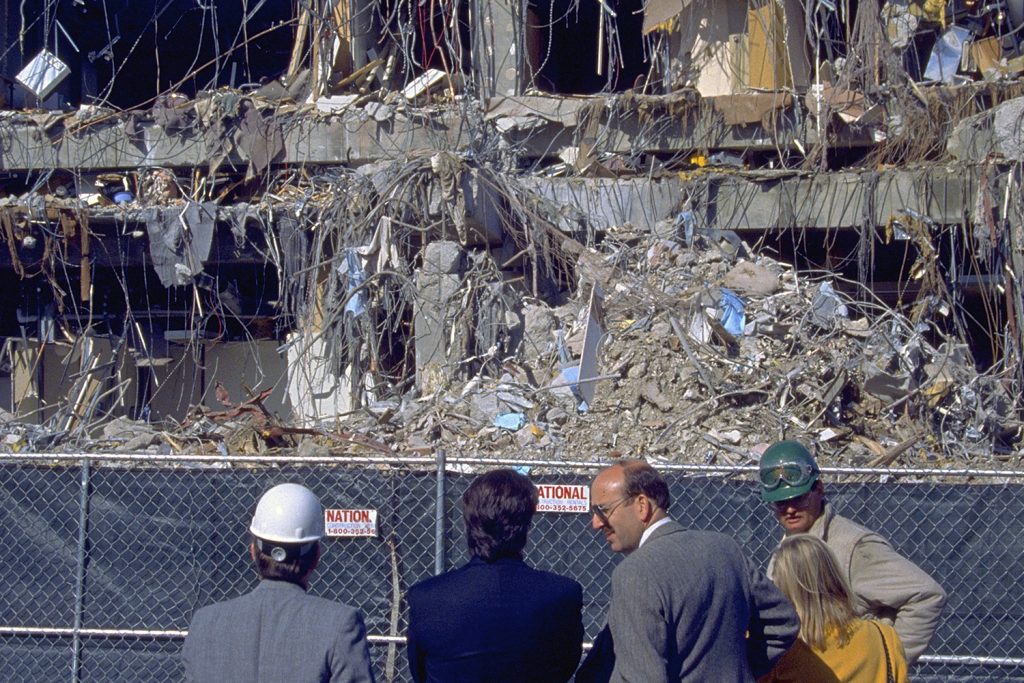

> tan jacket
[769,503,946,665]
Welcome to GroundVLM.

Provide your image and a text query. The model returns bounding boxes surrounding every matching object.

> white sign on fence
[324,508,378,537]
[536,484,590,513]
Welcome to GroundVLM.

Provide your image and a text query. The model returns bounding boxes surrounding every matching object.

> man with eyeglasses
[760,440,946,665]
[581,459,798,683]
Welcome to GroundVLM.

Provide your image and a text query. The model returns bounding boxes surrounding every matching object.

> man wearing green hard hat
[759,440,946,666]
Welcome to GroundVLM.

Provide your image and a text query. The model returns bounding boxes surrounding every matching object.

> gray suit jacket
[607,521,798,683]
[182,579,376,683]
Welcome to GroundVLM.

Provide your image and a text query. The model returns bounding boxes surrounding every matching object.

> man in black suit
[406,469,584,683]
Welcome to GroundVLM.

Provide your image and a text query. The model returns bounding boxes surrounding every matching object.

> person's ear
[249,542,257,562]
[307,544,322,577]
[637,494,653,522]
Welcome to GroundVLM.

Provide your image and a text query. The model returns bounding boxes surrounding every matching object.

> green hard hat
[759,440,820,502]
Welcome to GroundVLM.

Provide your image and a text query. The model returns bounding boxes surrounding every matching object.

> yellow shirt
[759,619,908,683]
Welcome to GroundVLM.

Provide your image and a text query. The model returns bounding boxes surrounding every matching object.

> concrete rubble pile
[1,220,1016,469]
[369,234,1019,469]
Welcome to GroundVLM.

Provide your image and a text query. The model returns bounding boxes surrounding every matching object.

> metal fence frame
[1,451,1023,681]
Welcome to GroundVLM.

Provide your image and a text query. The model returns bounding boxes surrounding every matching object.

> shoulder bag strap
[871,622,896,683]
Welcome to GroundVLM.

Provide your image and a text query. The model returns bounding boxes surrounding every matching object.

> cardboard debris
[713,92,793,126]
[746,0,811,91]
[805,85,884,125]
[681,1,749,97]
[969,37,1002,75]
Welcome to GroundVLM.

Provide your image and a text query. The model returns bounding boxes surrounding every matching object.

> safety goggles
[760,462,818,490]
[590,496,634,526]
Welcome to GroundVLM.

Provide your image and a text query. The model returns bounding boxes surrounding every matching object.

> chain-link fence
[0,452,1021,682]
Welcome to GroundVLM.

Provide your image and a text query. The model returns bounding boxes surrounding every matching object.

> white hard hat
[249,483,324,544]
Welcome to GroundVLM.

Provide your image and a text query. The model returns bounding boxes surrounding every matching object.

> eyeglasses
[591,496,634,526]
[771,491,816,512]
[760,462,818,490]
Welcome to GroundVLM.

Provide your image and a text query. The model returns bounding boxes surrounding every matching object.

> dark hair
[617,459,671,510]
[463,469,538,562]
[253,540,319,584]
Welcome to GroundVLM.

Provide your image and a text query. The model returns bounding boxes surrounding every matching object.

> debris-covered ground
[2,223,1017,470]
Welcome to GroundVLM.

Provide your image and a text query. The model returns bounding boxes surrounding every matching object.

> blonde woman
[759,535,908,683]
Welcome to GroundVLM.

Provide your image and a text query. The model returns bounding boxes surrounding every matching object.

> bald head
[589,460,669,554]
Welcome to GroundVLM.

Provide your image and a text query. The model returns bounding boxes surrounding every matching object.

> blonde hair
[772,535,858,650]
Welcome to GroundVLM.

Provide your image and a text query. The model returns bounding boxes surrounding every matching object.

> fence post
[71,458,91,683]
[434,449,446,576]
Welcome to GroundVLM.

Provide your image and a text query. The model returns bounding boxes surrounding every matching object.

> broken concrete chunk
[862,367,916,402]
[102,416,157,441]
[497,391,535,411]
[646,239,685,269]
[296,438,330,458]
[316,94,359,113]
[515,424,537,447]
[422,240,464,275]
[521,305,558,361]
[402,69,447,100]
[723,261,780,297]
[468,391,500,423]
[708,428,742,445]
[493,116,546,133]
[364,101,393,122]
[842,317,873,337]
[544,406,569,425]
[650,320,672,339]
[643,0,685,33]
[641,382,674,412]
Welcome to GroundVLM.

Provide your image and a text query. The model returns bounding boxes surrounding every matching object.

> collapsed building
[0,0,1022,464]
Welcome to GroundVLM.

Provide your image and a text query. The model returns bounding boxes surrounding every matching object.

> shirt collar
[468,555,526,566]
[256,579,307,593]
[639,517,672,547]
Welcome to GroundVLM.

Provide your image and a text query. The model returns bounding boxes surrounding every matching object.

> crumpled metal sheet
[142,201,216,287]
[238,100,285,179]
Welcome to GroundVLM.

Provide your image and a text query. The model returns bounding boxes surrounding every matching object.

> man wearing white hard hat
[183,483,376,682]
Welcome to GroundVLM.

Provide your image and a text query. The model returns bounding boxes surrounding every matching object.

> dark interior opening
[753,226,1003,370]
[380,0,473,86]
[526,0,648,94]
[4,0,294,110]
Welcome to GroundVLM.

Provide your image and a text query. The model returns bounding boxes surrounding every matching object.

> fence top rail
[1,452,1023,480]
[0,628,1018,667]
